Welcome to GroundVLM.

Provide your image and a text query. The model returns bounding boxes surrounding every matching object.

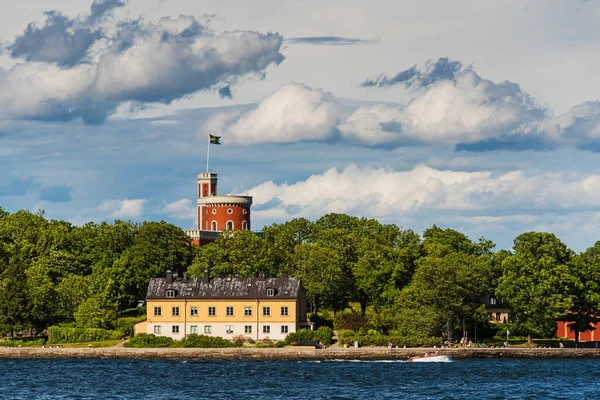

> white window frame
[245,325,252,334]
[204,325,212,334]
[211,221,217,231]
[154,325,161,334]
[244,306,252,316]
[166,289,175,298]
[267,288,275,297]
[226,220,234,230]
[154,306,162,316]
[190,306,198,316]
[172,306,180,316]
[190,325,198,334]
[226,306,234,316]
[242,221,248,230]
[281,306,288,316]
[172,325,179,334]
[281,325,288,334]
[263,307,271,316]
[226,325,234,334]
[263,325,270,334]
[208,306,216,316]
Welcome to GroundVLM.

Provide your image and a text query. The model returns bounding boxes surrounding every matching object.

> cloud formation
[0,2,284,124]
[204,58,600,151]
[204,82,341,145]
[39,184,72,203]
[248,164,600,221]
[99,199,145,219]
[7,0,125,67]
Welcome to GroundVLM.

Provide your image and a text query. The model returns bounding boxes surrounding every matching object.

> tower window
[226,221,233,230]
[242,221,248,231]
[227,208,233,214]
[212,209,217,215]
[211,221,217,231]
[243,209,247,215]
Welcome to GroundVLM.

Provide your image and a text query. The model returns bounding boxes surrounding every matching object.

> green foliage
[125,333,175,348]
[47,326,122,344]
[0,338,45,347]
[284,327,333,346]
[334,310,369,331]
[178,334,236,348]
[338,331,443,347]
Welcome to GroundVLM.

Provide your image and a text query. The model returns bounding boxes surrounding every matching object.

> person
[559,342,564,348]
[504,341,508,348]
[388,340,393,348]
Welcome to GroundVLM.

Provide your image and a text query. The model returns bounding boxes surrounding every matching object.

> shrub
[284,326,333,346]
[334,311,369,331]
[178,334,236,348]
[115,318,138,337]
[125,333,174,348]
[47,326,121,344]
[0,338,46,347]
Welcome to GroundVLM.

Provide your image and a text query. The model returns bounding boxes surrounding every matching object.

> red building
[556,320,600,342]
[185,171,254,245]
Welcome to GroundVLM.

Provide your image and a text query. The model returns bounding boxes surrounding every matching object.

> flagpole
[206,133,210,172]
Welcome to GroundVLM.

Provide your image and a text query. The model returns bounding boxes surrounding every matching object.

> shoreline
[1,347,600,360]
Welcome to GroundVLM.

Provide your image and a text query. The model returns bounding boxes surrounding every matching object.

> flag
[209,134,221,145]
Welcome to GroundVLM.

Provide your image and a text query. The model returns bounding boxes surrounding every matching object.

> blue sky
[2,0,600,251]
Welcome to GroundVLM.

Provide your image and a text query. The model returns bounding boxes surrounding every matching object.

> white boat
[407,353,452,362]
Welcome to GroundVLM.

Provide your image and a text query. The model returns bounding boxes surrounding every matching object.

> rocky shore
[1,346,600,360]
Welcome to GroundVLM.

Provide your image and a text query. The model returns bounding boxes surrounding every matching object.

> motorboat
[407,352,452,362]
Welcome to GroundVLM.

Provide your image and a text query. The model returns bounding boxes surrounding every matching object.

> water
[0,358,599,399]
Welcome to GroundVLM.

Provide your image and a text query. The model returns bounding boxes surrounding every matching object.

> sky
[2,0,600,251]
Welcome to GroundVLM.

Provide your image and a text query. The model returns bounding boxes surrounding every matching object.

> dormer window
[267,288,275,297]
[166,289,175,298]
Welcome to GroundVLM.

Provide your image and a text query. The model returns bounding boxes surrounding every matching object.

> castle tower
[196,172,252,233]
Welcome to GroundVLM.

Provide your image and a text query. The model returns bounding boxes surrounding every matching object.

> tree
[497,232,574,342]
[0,247,30,337]
[563,242,600,346]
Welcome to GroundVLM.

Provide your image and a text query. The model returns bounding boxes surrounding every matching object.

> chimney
[204,270,209,283]
[166,270,173,284]
[258,271,265,281]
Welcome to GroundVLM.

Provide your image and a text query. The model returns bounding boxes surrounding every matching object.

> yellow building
[137,270,310,341]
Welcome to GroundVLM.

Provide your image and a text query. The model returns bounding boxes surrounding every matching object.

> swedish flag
[209,134,221,145]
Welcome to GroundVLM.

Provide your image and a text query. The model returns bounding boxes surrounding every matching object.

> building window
[263,325,270,334]
[227,208,233,214]
[245,325,252,334]
[226,221,233,230]
[190,325,198,334]
[263,307,271,316]
[226,306,234,316]
[243,209,247,215]
[212,209,217,215]
[172,307,180,316]
[190,307,198,316]
[154,306,162,316]
[204,325,212,334]
[166,289,175,298]
[226,325,234,334]
[281,325,288,334]
[208,306,216,316]
[267,288,275,297]
[244,306,252,316]
[211,221,217,231]
[172,325,180,334]
[154,325,161,334]
[242,221,248,231]
[281,306,288,316]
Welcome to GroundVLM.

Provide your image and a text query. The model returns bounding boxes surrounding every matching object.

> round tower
[197,172,252,232]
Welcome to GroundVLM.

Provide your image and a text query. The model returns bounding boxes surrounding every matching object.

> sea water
[0,358,598,399]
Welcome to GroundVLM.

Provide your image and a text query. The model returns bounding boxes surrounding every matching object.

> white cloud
[204,82,341,144]
[99,198,145,219]
[0,9,284,124]
[160,198,195,219]
[248,164,600,221]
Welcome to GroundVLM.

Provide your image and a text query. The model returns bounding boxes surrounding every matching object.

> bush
[334,311,369,331]
[115,318,138,337]
[47,326,122,344]
[284,326,333,346]
[178,334,236,348]
[125,333,175,348]
[0,338,46,347]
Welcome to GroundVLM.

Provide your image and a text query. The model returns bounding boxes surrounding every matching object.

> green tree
[563,242,600,346]
[0,247,30,337]
[497,232,574,342]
